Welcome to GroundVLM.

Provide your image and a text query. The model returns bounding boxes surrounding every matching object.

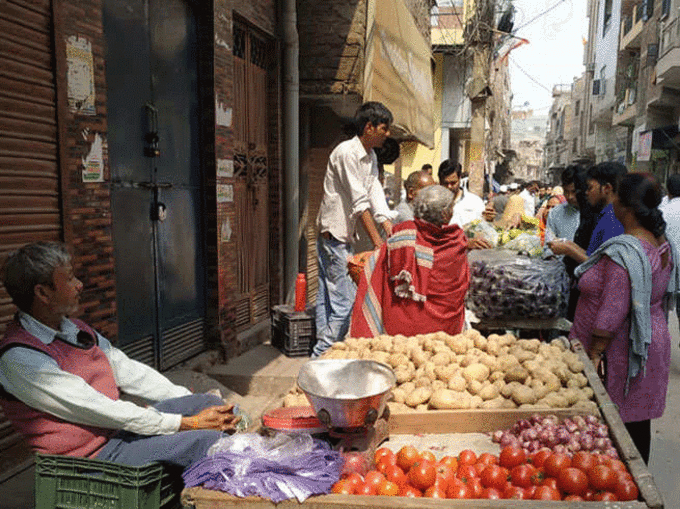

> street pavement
[1,322,680,508]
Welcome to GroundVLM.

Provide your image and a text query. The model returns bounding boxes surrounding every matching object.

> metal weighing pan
[297,359,396,429]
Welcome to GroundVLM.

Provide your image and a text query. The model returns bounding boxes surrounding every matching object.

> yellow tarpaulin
[364,0,435,148]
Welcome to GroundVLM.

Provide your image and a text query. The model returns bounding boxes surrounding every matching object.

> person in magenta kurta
[569,173,679,464]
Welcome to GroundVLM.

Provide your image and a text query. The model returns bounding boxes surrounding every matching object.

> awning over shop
[364,0,435,148]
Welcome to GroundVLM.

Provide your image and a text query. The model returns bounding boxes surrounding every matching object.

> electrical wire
[515,0,568,32]
[509,56,553,93]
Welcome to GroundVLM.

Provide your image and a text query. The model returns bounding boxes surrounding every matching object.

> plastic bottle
[294,273,307,312]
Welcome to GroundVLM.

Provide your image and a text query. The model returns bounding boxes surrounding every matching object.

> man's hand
[467,236,493,250]
[381,220,393,238]
[180,404,241,433]
[359,210,384,249]
[547,239,587,263]
[547,239,572,256]
[482,202,496,223]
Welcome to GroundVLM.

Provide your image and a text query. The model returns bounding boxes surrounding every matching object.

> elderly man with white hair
[350,185,470,337]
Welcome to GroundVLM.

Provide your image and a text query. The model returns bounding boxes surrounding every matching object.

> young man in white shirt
[438,160,491,250]
[314,102,394,356]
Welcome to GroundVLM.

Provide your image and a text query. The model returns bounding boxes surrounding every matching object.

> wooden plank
[388,408,581,435]
[573,340,664,509]
[182,488,648,509]
[473,317,572,333]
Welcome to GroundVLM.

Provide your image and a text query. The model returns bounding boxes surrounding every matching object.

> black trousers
[624,419,651,464]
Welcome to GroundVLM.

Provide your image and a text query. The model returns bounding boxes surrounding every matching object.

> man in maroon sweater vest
[0,241,240,468]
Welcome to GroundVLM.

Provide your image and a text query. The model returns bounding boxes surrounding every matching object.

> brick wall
[298,0,432,97]
[50,0,282,360]
[213,0,281,357]
[55,0,118,341]
[299,0,366,95]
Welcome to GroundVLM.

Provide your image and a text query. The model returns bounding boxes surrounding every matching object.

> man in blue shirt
[549,162,627,265]
[585,162,627,255]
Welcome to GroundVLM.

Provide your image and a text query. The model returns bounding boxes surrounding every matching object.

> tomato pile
[330,445,640,501]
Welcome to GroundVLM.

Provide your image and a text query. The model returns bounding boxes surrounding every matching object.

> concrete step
[205,344,309,401]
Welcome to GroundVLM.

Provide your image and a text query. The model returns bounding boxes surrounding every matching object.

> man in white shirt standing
[0,241,241,467]
[314,102,394,356]
[438,160,491,250]
[659,174,680,327]
[519,181,539,217]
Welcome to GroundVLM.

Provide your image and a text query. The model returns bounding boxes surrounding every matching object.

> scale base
[325,417,389,454]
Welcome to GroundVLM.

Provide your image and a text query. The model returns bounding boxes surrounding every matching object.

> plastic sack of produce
[500,232,543,257]
[464,219,499,247]
[466,250,569,319]
[183,433,343,502]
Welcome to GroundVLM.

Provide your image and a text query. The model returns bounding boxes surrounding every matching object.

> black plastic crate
[271,304,316,357]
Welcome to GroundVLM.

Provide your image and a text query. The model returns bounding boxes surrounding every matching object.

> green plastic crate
[34,454,182,509]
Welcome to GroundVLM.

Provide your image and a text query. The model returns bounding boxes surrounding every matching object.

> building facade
[579,0,680,181]
[0,0,435,478]
[1,0,285,477]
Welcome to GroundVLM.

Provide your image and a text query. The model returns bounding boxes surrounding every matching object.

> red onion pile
[491,414,619,459]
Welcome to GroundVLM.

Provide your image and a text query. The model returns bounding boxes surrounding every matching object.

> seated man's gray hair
[412,185,455,227]
[1,241,72,312]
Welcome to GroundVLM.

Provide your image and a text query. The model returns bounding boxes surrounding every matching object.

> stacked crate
[271,305,316,357]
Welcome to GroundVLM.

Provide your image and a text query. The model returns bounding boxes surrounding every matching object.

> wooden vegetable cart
[181,343,664,509]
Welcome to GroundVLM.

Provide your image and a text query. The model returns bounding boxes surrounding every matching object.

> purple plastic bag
[183,433,343,502]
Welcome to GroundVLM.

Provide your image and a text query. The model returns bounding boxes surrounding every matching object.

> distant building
[575,0,680,181]
[511,109,547,182]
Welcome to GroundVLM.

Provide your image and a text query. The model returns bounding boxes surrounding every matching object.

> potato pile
[285,330,598,414]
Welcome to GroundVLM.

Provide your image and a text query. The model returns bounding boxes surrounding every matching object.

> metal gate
[232,22,271,330]
[0,0,60,476]
[104,0,206,370]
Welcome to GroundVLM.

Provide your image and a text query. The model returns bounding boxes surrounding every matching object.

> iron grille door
[232,21,271,330]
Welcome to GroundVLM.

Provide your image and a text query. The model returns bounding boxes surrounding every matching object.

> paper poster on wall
[217,184,234,203]
[81,133,105,182]
[638,131,652,162]
[66,36,96,115]
[217,159,234,177]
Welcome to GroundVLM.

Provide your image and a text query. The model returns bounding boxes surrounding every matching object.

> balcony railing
[660,17,680,58]
[621,3,645,48]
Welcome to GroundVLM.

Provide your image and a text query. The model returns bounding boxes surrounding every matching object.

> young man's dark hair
[375,137,400,166]
[666,174,680,198]
[354,101,394,136]
[421,163,433,172]
[586,161,627,193]
[437,159,462,184]
[561,164,582,187]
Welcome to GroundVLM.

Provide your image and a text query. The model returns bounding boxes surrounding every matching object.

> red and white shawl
[350,219,470,338]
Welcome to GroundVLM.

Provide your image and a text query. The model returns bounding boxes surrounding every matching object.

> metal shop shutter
[0,0,60,477]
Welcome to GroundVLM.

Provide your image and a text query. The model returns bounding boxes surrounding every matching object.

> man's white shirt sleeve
[0,335,192,435]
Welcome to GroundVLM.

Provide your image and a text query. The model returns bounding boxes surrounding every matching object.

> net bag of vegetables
[466,250,569,320]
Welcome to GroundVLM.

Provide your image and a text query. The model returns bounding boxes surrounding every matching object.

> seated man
[350,185,470,337]
[393,170,435,224]
[0,241,240,467]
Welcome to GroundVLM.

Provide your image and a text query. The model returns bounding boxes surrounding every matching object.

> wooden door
[232,21,271,330]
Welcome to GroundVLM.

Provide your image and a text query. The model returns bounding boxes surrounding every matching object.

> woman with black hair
[569,173,680,463]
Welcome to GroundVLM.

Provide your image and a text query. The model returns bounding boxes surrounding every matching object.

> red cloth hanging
[350,219,470,338]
